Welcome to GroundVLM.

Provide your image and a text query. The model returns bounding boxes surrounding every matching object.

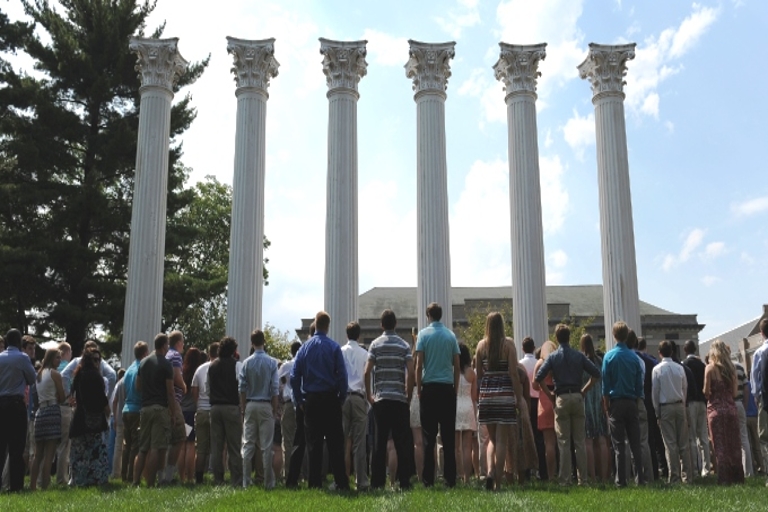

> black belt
[0,395,25,405]
[660,401,682,406]
[555,388,581,396]
[247,399,271,403]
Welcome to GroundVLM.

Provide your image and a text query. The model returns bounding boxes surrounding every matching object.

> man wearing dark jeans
[290,312,349,490]
[602,321,646,487]
[0,329,37,492]
[415,302,460,488]
[365,309,415,489]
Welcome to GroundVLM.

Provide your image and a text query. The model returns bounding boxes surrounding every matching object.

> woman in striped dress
[30,348,66,490]
[474,312,526,490]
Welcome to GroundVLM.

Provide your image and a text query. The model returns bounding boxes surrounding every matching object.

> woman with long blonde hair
[29,348,65,490]
[474,312,526,490]
[532,339,557,481]
[704,339,744,484]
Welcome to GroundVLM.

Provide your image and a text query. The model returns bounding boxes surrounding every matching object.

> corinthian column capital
[226,37,279,93]
[405,40,456,96]
[493,43,546,97]
[319,38,368,93]
[578,43,636,99]
[129,37,188,92]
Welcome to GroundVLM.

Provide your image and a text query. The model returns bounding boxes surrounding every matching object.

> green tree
[455,302,514,356]
[0,0,207,354]
[263,323,297,361]
[162,176,270,348]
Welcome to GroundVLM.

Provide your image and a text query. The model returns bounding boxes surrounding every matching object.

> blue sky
[6,0,767,343]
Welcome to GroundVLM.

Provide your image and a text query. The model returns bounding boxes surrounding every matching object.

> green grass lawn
[1,477,766,511]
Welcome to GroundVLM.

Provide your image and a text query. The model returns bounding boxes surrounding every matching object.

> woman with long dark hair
[178,347,204,483]
[29,348,65,490]
[69,349,110,486]
[580,333,610,481]
[474,312,526,490]
[455,343,477,483]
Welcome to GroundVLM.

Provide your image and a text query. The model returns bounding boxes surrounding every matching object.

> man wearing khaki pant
[652,340,692,483]
[535,324,600,486]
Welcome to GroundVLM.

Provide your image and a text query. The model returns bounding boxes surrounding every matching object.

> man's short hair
[555,324,570,345]
[426,302,442,322]
[58,341,72,354]
[683,339,697,355]
[250,329,265,347]
[760,318,768,338]
[346,321,361,341]
[626,330,639,349]
[169,330,184,349]
[154,333,169,352]
[380,309,397,331]
[4,329,22,348]
[209,341,220,359]
[290,341,301,357]
[22,335,36,350]
[522,337,535,354]
[219,336,237,358]
[612,321,629,343]
[308,322,316,338]
[315,311,331,332]
[134,341,149,361]
[659,340,673,358]
[638,337,647,351]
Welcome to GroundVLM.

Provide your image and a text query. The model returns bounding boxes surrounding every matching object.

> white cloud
[664,121,674,133]
[546,250,568,284]
[549,249,568,268]
[362,29,409,67]
[435,0,481,38]
[457,68,507,125]
[662,228,705,271]
[701,275,721,287]
[539,155,569,235]
[450,159,512,286]
[544,129,554,149]
[732,196,768,217]
[562,110,594,160]
[741,252,755,265]
[704,242,725,259]
[626,3,719,118]
[458,68,489,97]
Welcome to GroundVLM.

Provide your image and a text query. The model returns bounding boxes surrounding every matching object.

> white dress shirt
[751,340,768,399]
[652,357,687,413]
[519,353,539,398]
[341,340,368,394]
[278,358,295,403]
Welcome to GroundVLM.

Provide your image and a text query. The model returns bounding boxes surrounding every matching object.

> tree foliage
[455,302,514,356]
[263,323,297,361]
[0,0,208,354]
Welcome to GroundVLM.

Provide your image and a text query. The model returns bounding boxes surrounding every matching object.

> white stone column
[578,43,641,347]
[320,38,367,344]
[405,40,455,331]
[493,43,548,352]
[225,37,279,357]
[122,38,187,365]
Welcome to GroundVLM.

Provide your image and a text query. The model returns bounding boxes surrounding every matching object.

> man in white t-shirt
[191,341,217,484]
[341,321,370,490]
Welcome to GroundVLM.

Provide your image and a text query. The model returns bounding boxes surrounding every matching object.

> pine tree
[0,0,208,354]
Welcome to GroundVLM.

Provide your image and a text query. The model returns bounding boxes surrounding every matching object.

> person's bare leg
[454,431,463,483]
[29,441,44,490]
[133,452,147,486]
[386,439,398,487]
[185,442,196,482]
[471,431,480,478]
[600,435,611,482]
[494,424,508,491]
[412,427,423,482]
[462,431,473,483]
[543,429,557,481]
[585,437,596,481]
[272,445,283,481]
[40,441,57,489]
[145,448,166,487]
[506,424,519,484]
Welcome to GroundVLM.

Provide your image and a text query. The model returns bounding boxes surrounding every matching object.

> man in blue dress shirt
[0,329,37,492]
[602,321,646,487]
[290,311,349,490]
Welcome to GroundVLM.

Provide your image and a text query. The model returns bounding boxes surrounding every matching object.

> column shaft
[324,90,359,344]
[122,87,173,365]
[416,93,452,330]
[595,96,641,344]
[227,90,268,357]
[506,92,548,351]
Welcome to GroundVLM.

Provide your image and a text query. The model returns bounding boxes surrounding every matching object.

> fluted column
[494,43,548,353]
[405,40,455,330]
[225,37,279,357]
[122,38,187,365]
[320,38,367,344]
[578,43,641,347]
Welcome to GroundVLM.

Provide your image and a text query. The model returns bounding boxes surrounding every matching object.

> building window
[665,333,679,340]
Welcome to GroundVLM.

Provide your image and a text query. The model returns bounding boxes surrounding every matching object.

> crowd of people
[1,307,768,492]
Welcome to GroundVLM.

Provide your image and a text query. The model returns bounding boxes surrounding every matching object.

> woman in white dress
[455,343,478,483]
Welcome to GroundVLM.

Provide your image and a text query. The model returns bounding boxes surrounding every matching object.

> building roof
[699,315,762,356]
[359,285,676,319]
